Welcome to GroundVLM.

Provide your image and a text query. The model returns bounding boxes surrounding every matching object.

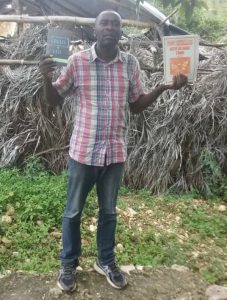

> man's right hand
[38,55,63,106]
[39,55,57,79]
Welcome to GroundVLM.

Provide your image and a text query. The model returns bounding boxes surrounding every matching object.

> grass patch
[182,207,227,237]
[0,168,226,284]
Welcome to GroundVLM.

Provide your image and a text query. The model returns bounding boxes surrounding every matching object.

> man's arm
[129,74,188,114]
[39,56,63,107]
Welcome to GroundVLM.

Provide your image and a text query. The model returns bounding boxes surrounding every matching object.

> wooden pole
[159,8,178,26]
[0,14,153,28]
[0,59,39,65]
[12,0,23,34]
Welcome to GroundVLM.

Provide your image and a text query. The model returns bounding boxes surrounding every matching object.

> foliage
[0,168,226,284]
[199,150,226,198]
[147,0,207,25]
[182,207,227,237]
[147,0,226,41]
[176,9,227,41]
[23,157,49,178]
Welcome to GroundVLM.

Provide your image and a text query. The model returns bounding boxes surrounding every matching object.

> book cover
[163,35,199,84]
[46,28,72,65]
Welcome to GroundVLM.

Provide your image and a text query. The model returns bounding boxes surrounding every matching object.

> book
[163,35,199,84]
[46,28,72,65]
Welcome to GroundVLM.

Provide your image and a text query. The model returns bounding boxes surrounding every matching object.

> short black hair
[95,10,122,26]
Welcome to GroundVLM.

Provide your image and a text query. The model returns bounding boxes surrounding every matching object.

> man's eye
[113,21,120,26]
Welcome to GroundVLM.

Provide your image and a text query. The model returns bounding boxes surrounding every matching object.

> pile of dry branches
[1,25,227,193]
[0,26,70,171]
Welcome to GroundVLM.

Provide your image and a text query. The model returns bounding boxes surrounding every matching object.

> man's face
[95,11,122,48]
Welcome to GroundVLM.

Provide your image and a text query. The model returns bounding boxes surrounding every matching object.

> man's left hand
[167,74,188,90]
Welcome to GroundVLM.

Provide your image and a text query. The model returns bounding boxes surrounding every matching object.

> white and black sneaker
[94,259,127,289]
[57,264,77,292]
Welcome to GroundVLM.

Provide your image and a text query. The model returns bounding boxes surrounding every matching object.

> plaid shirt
[53,44,144,166]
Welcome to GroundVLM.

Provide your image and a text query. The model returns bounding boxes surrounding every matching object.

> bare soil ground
[0,268,207,300]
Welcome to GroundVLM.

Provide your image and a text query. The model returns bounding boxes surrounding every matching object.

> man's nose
[106,22,114,30]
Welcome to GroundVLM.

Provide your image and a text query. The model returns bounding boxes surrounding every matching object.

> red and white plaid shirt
[53,44,144,166]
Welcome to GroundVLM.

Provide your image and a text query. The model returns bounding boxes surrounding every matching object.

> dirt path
[0,268,207,300]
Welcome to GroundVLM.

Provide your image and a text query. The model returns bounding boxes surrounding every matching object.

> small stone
[1,215,12,224]
[143,266,153,271]
[120,265,135,275]
[5,270,11,275]
[91,217,97,224]
[116,207,122,213]
[206,285,227,300]
[50,231,61,239]
[6,205,15,216]
[1,237,12,244]
[36,220,44,226]
[89,224,97,232]
[171,264,190,272]
[184,232,189,238]
[77,266,83,271]
[218,205,226,212]
[126,207,137,217]
[12,251,19,257]
[191,251,200,258]
[116,243,124,253]
[175,216,181,222]
[136,265,144,271]
[49,287,63,298]
[82,239,89,246]
[175,292,192,300]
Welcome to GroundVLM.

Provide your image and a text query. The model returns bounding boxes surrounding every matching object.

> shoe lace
[62,265,75,279]
[109,262,119,274]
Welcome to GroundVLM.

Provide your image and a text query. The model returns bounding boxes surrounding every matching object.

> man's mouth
[104,35,115,39]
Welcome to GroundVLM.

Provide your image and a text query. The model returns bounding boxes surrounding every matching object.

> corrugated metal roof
[0,0,157,20]
[0,0,189,36]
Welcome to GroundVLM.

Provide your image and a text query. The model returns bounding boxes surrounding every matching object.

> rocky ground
[0,266,214,300]
[1,265,227,299]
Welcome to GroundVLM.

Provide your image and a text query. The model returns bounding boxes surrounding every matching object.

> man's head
[95,10,122,48]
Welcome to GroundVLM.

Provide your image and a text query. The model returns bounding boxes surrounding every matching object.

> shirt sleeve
[52,55,76,98]
[128,55,145,103]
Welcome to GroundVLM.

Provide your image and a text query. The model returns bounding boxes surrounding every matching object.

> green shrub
[177,10,226,41]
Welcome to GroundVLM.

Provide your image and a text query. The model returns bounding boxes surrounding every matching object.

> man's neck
[95,43,118,62]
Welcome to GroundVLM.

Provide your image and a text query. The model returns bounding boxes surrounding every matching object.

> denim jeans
[60,158,124,266]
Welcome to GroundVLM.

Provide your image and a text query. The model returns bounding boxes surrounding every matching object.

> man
[39,10,187,292]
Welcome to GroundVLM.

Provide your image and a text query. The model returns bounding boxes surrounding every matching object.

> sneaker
[94,259,127,289]
[57,264,77,292]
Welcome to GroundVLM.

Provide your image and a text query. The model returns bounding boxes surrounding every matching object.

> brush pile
[1,25,227,193]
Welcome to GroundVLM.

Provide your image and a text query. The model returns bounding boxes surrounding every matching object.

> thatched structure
[1,24,227,194]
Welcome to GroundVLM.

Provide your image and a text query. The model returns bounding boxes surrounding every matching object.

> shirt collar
[90,43,123,63]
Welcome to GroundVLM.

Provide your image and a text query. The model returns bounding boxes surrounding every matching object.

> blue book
[46,28,72,65]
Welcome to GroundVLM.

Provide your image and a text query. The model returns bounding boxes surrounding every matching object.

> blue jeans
[60,158,124,266]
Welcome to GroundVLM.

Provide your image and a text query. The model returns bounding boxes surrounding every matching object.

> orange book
[163,35,199,84]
